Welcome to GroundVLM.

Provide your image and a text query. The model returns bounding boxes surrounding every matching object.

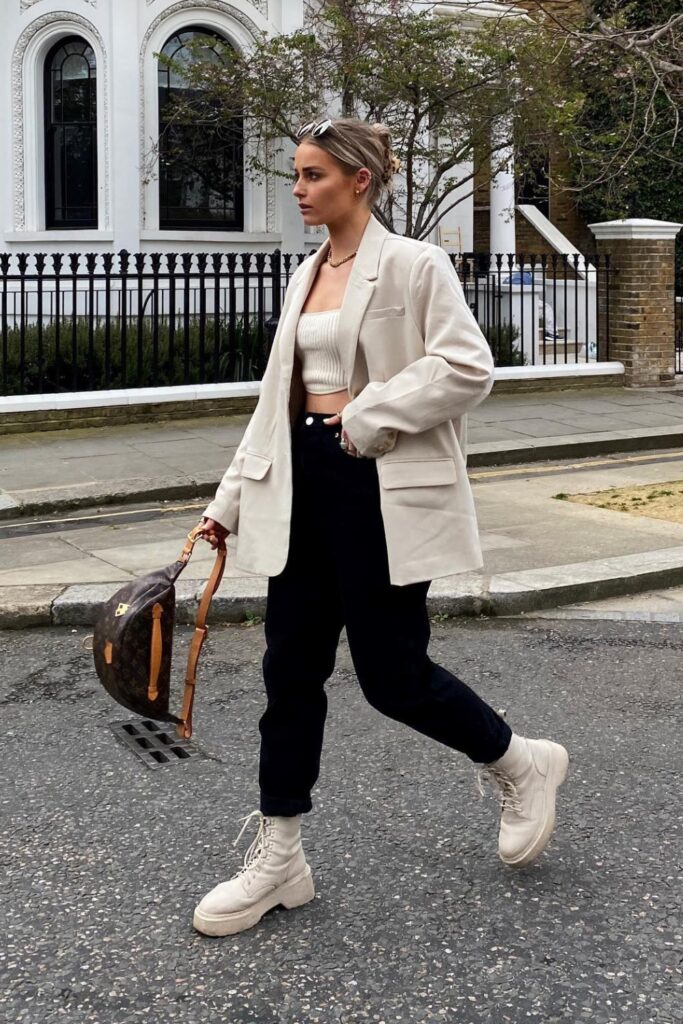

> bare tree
[152,0,576,238]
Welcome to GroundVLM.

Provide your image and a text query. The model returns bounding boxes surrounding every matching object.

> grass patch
[554,479,683,524]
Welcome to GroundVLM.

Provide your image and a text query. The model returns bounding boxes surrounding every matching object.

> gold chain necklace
[327,250,357,269]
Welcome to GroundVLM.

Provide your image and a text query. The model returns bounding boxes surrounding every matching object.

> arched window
[158,27,243,230]
[44,36,98,229]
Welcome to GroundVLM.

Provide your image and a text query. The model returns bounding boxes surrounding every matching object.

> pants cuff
[481,722,513,764]
[260,793,312,816]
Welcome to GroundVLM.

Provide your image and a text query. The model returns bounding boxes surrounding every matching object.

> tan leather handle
[176,522,227,739]
[148,603,163,701]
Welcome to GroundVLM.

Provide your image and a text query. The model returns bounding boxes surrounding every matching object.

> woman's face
[292,141,369,225]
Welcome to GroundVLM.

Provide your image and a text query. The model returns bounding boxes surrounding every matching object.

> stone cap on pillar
[589,217,683,241]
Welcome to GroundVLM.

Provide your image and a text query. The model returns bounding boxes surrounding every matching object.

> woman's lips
[299,205,312,211]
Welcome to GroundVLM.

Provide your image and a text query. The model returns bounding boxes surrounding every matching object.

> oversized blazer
[203,213,495,586]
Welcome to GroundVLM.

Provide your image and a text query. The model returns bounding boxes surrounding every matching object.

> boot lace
[475,707,524,815]
[476,766,524,815]
[232,810,270,876]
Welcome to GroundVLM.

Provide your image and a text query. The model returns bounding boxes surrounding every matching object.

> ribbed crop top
[294,309,347,394]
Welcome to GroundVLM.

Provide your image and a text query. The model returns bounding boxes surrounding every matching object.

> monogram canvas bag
[92,523,226,739]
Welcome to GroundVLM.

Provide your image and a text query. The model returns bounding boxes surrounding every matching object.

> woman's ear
[358,168,372,188]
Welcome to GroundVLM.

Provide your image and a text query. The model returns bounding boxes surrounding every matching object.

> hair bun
[370,122,390,140]
[370,123,400,184]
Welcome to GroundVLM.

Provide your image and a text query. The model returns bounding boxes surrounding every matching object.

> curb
[5,430,683,522]
[0,480,219,522]
[4,548,683,629]
[466,429,683,467]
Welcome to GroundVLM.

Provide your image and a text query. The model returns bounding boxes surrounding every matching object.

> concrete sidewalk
[4,384,683,626]
[3,385,683,618]
[4,384,683,520]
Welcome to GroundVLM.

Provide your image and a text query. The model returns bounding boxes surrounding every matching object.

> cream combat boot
[193,810,315,936]
[478,733,569,867]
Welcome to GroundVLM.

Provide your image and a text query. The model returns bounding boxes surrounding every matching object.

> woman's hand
[322,412,363,457]
[200,517,229,550]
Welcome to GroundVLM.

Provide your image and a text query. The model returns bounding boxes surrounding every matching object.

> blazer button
[305,416,314,425]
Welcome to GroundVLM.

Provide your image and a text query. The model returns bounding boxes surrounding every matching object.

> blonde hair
[296,117,400,207]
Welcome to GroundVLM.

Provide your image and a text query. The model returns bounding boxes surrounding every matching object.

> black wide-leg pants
[259,410,512,816]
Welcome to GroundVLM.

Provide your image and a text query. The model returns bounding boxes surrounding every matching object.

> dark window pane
[48,125,97,225]
[51,70,62,122]
[62,78,92,122]
[62,53,89,81]
[158,27,243,230]
[45,36,97,229]
[515,149,550,219]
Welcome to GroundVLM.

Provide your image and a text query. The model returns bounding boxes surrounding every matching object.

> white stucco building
[0,0,536,261]
[1,1,310,257]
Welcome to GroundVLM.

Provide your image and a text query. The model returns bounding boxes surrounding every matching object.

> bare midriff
[304,388,350,414]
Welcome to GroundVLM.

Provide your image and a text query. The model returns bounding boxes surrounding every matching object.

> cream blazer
[204,213,494,586]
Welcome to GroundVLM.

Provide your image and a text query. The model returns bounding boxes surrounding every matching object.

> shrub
[0,314,269,395]
[483,321,526,367]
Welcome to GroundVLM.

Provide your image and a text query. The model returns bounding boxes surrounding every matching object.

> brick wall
[514,214,556,258]
[594,236,677,386]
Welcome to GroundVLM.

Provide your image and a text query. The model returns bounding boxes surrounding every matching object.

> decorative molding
[266,173,276,233]
[21,1,97,9]
[145,0,268,16]
[265,137,276,233]
[140,0,263,56]
[12,12,109,231]
[139,1,263,229]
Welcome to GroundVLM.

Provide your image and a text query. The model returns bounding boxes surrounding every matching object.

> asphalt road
[1,617,680,1024]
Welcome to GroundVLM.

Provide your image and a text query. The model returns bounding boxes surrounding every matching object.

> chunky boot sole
[192,865,315,937]
[500,741,570,868]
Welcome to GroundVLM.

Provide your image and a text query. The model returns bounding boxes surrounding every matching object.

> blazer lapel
[338,215,387,392]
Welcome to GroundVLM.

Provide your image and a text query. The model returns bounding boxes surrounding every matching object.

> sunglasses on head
[296,119,333,139]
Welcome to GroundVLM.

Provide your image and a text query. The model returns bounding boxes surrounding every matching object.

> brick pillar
[589,218,682,387]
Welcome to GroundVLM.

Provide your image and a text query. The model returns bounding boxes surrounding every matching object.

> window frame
[157,25,244,232]
[43,34,99,231]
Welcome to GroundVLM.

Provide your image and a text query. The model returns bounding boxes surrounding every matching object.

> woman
[194,118,569,937]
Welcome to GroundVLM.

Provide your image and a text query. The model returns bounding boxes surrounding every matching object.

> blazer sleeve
[201,413,257,534]
[341,245,494,457]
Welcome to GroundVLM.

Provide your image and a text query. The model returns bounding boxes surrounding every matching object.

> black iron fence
[0,249,612,397]
[458,252,611,367]
[676,296,682,375]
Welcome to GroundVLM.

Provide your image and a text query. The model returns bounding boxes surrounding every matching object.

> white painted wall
[0,0,318,260]
[2,0,517,262]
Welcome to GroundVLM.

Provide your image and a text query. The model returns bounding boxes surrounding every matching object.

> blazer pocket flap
[364,304,405,321]
[241,452,273,480]
[380,458,457,489]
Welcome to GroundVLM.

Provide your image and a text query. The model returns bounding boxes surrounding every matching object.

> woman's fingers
[199,518,228,549]
[321,414,361,456]
[342,429,360,457]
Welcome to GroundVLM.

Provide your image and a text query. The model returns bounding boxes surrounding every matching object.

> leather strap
[148,603,163,701]
[179,523,205,564]
[175,524,227,739]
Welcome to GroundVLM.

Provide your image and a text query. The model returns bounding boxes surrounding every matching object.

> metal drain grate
[110,719,203,769]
